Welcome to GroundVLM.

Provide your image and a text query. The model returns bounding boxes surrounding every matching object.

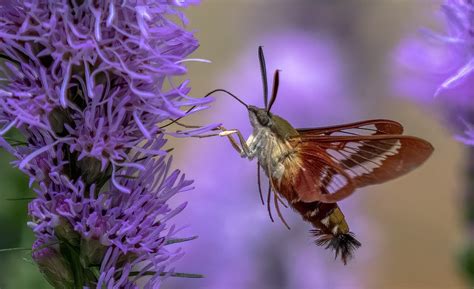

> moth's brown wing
[275,120,432,204]
[297,119,404,136]
[293,134,434,188]
[297,120,404,170]
[276,143,356,204]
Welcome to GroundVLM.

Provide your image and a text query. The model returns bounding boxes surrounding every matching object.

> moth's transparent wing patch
[310,135,433,187]
[294,120,433,188]
[276,144,356,204]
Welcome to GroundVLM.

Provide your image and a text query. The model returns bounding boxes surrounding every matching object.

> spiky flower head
[0,0,212,287]
[28,140,193,288]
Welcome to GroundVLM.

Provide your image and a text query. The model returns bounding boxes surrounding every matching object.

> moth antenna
[267,69,280,113]
[258,46,269,109]
[257,162,265,205]
[311,229,361,265]
[160,88,247,129]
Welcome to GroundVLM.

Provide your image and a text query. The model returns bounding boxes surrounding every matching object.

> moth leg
[183,132,222,138]
[169,121,237,138]
[173,125,236,139]
[174,123,254,158]
[267,162,291,230]
[274,193,291,230]
[257,162,265,205]
[170,121,222,138]
[218,127,252,158]
[220,131,242,154]
[275,193,288,208]
[266,178,274,222]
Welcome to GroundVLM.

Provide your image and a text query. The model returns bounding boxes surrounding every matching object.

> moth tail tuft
[311,229,361,265]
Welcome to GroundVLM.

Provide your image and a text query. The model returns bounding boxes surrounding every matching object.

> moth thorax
[250,129,272,159]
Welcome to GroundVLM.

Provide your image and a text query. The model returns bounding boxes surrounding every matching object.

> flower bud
[32,239,75,289]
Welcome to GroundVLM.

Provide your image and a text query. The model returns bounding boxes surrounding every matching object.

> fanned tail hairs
[291,200,361,264]
[312,230,361,265]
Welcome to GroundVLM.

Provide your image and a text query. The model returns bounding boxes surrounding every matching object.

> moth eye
[257,113,269,125]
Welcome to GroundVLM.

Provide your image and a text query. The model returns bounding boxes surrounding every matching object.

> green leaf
[5,197,36,201]
[0,247,30,253]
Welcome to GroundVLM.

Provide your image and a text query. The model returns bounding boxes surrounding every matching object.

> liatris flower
[0,0,212,288]
[393,0,474,284]
[393,0,474,142]
[28,140,193,288]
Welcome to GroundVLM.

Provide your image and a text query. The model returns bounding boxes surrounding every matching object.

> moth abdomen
[291,200,361,265]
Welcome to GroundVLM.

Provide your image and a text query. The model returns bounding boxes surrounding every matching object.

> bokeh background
[0,1,469,289]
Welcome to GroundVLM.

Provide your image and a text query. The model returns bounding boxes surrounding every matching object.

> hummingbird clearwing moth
[168,46,434,265]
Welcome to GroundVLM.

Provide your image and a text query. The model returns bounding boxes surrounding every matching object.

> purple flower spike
[393,0,474,144]
[0,0,215,174]
[435,0,474,94]
[28,143,192,288]
[0,0,209,288]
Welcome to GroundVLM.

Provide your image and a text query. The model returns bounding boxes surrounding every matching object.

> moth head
[248,105,272,128]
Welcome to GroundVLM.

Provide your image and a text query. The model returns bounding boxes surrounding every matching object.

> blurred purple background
[0,1,467,289]
[168,2,465,289]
